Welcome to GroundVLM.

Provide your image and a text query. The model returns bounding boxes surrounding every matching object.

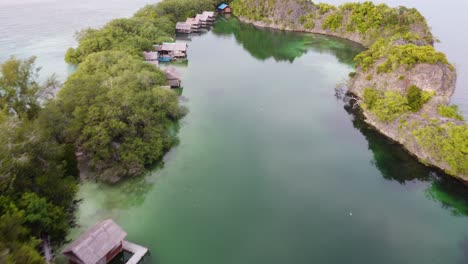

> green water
[73,18,468,263]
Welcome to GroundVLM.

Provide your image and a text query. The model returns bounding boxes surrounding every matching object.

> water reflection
[343,101,468,217]
[212,17,363,64]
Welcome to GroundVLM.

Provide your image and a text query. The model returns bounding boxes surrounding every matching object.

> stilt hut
[164,66,182,88]
[202,11,216,22]
[186,17,202,32]
[157,42,188,60]
[62,220,148,264]
[217,3,232,14]
[195,14,212,27]
[62,220,127,264]
[176,22,192,33]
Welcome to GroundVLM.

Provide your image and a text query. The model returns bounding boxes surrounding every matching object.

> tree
[0,57,59,120]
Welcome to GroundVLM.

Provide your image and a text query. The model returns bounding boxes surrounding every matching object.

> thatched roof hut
[62,220,126,264]
[186,17,201,30]
[158,42,188,59]
[176,22,192,33]
[164,66,182,88]
[202,11,216,21]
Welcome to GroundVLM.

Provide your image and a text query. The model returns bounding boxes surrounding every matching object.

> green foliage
[0,57,58,120]
[49,51,185,179]
[0,208,44,264]
[316,3,336,15]
[413,122,468,175]
[438,105,464,121]
[355,40,449,72]
[152,0,218,22]
[299,13,315,29]
[65,16,175,64]
[406,85,423,112]
[341,2,432,43]
[363,88,410,122]
[363,88,380,109]
[363,86,434,121]
[0,118,77,259]
[322,12,343,32]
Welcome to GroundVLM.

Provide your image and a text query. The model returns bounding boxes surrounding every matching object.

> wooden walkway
[123,240,149,264]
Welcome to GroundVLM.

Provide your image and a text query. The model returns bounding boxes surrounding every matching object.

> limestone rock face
[348,62,467,181]
[232,0,466,181]
[349,62,457,111]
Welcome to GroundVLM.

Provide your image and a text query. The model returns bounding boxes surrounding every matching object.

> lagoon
[1,1,468,263]
[75,18,468,263]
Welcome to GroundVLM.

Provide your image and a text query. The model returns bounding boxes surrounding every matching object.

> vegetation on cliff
[231,0,466,179]
[413,122,468,176]
[231,0,433,45]
[355,39,449,72]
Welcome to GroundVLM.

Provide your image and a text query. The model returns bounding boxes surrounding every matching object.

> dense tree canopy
[47,51,186,181]
[0,57,79,261]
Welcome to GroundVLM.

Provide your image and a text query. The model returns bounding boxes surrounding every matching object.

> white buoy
[349,212,353,216]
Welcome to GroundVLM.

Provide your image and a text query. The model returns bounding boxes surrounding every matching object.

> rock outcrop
[231,0,468,181]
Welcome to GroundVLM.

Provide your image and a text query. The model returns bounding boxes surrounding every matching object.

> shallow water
[1,1,468,263]
[73,19,468,263]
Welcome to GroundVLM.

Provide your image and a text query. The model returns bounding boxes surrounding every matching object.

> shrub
[438,105,464,121]
[355,40,450,72]
[300,13,315,29]
[363,88,380,109]
[363,88,410,122]
[322,12,343,32]
[406,85,423,112]
[317,3,336,15]
[413,122,468,175]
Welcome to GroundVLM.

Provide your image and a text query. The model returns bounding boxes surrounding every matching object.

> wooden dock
[123,240,149,264]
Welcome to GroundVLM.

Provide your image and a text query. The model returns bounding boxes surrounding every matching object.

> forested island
[231,0,467,181]
[1,0,467,262]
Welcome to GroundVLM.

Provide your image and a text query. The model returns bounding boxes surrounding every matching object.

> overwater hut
[176,22,192,33]
[185,18,201,32]
[195,14,212,27]
[164,66,182,88]
[202,11,216,22]
[157,42,188,60]
[217,3,232,14]
[143,51,159,65]
[62,219,148,264]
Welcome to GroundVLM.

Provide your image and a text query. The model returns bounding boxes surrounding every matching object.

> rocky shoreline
[234,12,467,182]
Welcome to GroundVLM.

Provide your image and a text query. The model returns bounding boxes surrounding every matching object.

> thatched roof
[62,219,127,264]
[195,14,207,21]
[176,22,192,31]
[165,66,181,80]
[186,17,200,25]
[159,42,187,52]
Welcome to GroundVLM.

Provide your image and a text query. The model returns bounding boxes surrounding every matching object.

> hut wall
[106,242,123,262]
